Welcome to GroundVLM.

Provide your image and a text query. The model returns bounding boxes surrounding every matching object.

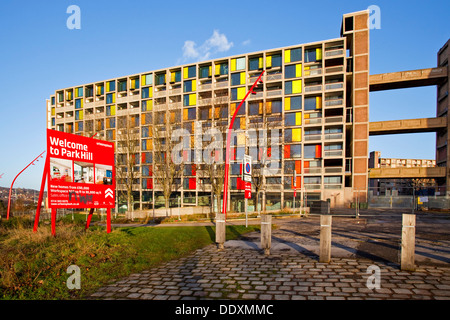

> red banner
[46,129,115,208]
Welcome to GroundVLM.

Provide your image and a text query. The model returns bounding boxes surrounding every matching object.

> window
[305,48,322,62]
[106,93,115,104]
[215,62,228,76]
[304,144,322,158]
[249,102,262,116]
[106,105,115,116]
[183,94,196,106]
[231,57,245,71]
[75,98,83,109]
[106,117,115,128]
[106,81,115,92]
[284,112,301,126]
[199,66,211,78]
[249,57,263,70]
[142,100,153,112]
[305,96,322,110]
[285,64,302,79]
[142,87,153,99]
[51,97,55,105]
[183,66,196,79]
[130,78,139,90]
[230,102,246,116]
[266,54,282,68]
[284,128,301,143]
[75,110,83,120]
[285,96,302,111]
[231,72,245,86]
[284,144,302,158]
[170,70,181,83]
[183,80,196,92]
[271,100,282,113]
[118,80,126,92]
[155,73,166,85]
[285,80,302,95]
[142,73,153,86]
[75,87,83,97]
[324,143,342,150]
[231,87,246,101]
[285,47,302,63]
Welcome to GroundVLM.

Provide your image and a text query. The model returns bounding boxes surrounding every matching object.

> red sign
[245,182,251,199]
[46,129,115,208]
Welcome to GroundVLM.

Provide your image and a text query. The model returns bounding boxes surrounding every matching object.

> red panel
[315,145,322,158]
[189,178,196,190]
[284,145,291,158]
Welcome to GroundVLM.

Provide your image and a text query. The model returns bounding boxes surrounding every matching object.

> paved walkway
[91,214,450,300]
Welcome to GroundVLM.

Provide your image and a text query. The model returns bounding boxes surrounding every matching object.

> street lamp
[222,70,265,218]
[7,151,46,219]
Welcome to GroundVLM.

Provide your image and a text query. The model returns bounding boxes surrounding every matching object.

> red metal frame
[222,70,265,218]
[7,151,46,220]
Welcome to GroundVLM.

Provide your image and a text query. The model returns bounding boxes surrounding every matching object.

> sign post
[34,129,115,235]
[293,170,297,215]
[243,155,252,227]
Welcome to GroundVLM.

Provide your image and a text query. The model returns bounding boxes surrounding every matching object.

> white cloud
[242,39,251,46]
[181,30,234,62]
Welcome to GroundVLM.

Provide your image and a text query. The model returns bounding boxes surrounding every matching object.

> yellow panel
[106,82,110,92]
[209,66,212,76]
[296,64,302,77]
[240,72,246,85]
[266,101,272,114]
[79,110,83,120]
[141,75,146,85]
[295,112,302,125]
[192,80,196,91]
[285,49,291,63]
[316,96,322,109]
[292,128,302,142]
[285,97,291,110]
[237,87,246,100]
[304,113,310,119]
[292,80,302,94]
[189,93,196,106]
[316,48,322,60]
[141,114,145,125]
[171,72,176,83]
[259,102,263,114]
[51,107,55,116]
[259,57,263,69]
[266,56,272,68]
[215,64,221,76]
[230,103,236,115]
[240,118,246,130]
[183,67,188,79]
[149,86,153,98]
[183,109,188,120]
[111,105,115,116]
[112,93,115,103]
[231,59,236,71]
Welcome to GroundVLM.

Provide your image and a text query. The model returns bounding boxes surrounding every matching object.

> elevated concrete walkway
[369,117,447,135]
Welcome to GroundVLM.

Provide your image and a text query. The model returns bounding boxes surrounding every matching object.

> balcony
[169,88,181,96]
[154,90,166,98]
[325,82,344,90]
[304,85,322,93]
[325,49,344,58]
[214,80,229,89]
[324,116,343,124]
[324,150,343,157]
[266,89,282,97]
[324,166,343,174]
[304,184,321,190]
[325,66,344,74]
[303,167,322,174]
[198,98,212,106]
[324,133,343,140]
[324,184,342,189]
[304,68,322,77]
[304,134,322,141]
[265,73,283,82]
[325,98,343,107]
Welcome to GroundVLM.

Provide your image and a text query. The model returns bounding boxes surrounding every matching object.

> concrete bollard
[319,215,332,263]
[215,213,226,251]
[401,214,416,271]
[261,214,272,255]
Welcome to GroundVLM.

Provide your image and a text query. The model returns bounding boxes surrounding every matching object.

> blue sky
[0,0,449,190]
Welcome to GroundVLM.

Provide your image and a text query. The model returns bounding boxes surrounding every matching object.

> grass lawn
[0,215,260,300]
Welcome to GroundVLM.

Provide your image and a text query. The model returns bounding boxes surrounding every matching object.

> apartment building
[46,10,371,211]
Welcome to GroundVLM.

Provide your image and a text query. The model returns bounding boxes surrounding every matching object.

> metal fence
[368,186,450,210]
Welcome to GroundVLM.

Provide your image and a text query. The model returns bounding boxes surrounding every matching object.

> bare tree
[152,109,183,217]
[116,114,140,219]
